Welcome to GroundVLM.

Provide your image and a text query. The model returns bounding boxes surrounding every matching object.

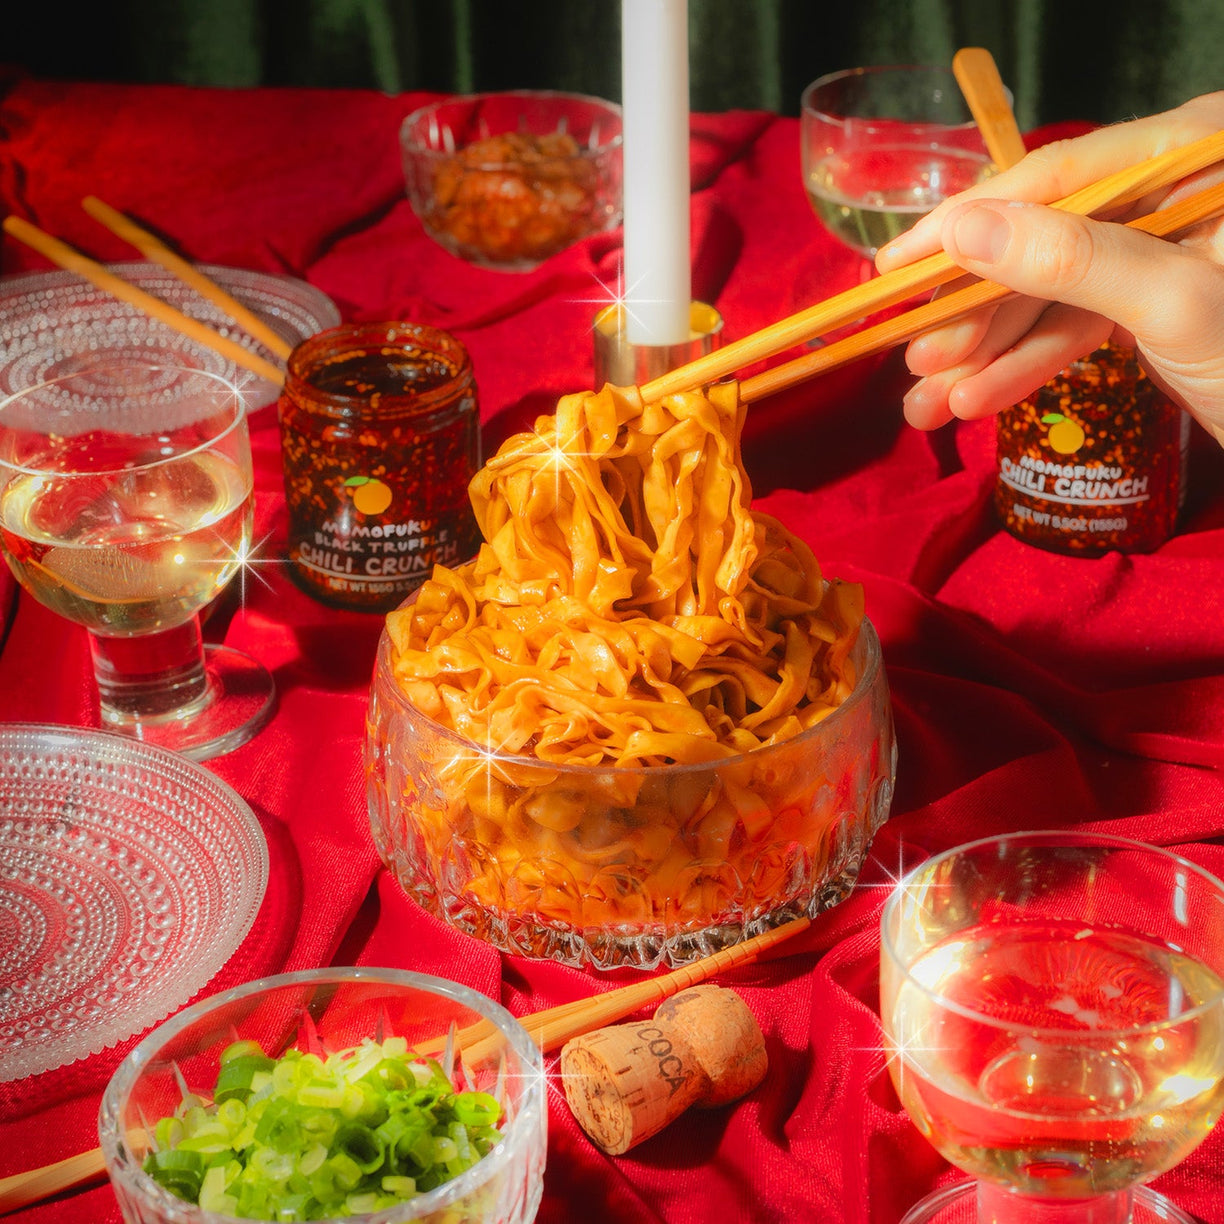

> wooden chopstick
[640,127,1224,403]
[0,215,286,388]
[0,915,809,1213]
[952,48,1027,171]
[739,176,1224,403]
[465,914,811,1065]
[0,1146,109,1216]
[81,195,295,361]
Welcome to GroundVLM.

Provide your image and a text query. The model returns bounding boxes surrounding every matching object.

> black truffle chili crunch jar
[278,322,481,611]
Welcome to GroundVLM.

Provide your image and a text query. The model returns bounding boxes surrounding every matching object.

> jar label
[999,452,1153,508]
[294,515,468,598]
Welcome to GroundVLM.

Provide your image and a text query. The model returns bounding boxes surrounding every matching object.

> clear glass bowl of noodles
[365,611,896,970]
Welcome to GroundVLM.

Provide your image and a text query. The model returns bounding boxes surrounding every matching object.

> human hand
[874,92,1224,443]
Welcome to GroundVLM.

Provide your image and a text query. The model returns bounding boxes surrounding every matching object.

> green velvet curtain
[10,0,1222,132]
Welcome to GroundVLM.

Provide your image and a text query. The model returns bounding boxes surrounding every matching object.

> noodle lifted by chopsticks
[387,382,862,767]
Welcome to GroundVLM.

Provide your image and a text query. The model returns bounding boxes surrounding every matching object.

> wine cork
[560,985,767,1154]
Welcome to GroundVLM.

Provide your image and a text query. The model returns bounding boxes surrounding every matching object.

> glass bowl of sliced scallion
[99,967,546,1223]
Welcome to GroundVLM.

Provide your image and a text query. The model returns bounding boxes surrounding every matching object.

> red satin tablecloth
[3,70,1224,1224]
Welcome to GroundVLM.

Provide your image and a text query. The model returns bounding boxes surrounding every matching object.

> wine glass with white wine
[881,829,1224,1224]
[0,359,275,760]
[801,65,998,264]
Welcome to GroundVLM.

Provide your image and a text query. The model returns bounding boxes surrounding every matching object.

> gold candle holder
[592,301,723,387]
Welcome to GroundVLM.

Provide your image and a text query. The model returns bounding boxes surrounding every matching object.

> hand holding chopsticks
[884,92,1224,435]
[737,177,1224,404]
[643,124,1224,406]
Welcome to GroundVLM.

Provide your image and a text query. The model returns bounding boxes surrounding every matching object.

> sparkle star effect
[444,721,533,824]
[195,525,283,610]
[859,839,941,910]
[566,252,670,342]
[229,527,282,605]
[852,840,956,1095]
[534,417,604,513]
[873,1009,948,1101]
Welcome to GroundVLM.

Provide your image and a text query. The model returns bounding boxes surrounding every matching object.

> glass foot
[900,1181,1194,1224]
[101,644,276,761]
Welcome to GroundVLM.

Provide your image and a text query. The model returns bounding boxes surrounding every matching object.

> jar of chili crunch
[994,342,1189,557]
[278,322,481,611]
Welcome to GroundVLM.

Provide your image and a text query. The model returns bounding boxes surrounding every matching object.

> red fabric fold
[1,75,1220,1224]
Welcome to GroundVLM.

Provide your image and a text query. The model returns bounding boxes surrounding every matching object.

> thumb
[940,200,1171,342]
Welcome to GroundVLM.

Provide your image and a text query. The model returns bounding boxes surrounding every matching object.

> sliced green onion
[295,1081,346,1110]
[142,1035,505,1221]
[198,1163,239,1214]
[336,1122,385,1174]
[382,1174,416,1196]
[452,1091,501,1128]
[326,1150,364,1192]
[144,1148,206,1200]
[152,1114,183,1151]
[215,1052,275,1102]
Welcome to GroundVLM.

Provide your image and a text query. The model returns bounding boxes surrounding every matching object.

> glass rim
[0,360,248,479]
[99,965,546,1224]
[373,600,884,779]
[881,828,1224,1035]
[400,88,624,164]
[800,63,1009,131]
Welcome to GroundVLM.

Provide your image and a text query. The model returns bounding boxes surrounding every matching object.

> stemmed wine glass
[0,359,275,760]
[880,829,1224,1224]
[800,65,998,266]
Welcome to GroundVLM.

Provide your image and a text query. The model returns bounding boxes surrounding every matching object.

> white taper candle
[620,0,692,346]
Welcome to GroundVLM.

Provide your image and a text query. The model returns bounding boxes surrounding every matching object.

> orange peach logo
[344,475,393,515]
[1042,412,1085,455]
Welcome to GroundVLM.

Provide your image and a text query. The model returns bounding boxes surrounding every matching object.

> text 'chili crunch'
[994,342,1189,556]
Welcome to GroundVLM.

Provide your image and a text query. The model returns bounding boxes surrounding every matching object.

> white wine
[0,451,252,635]
[806,145,995,256]
[886,919,1224,1197]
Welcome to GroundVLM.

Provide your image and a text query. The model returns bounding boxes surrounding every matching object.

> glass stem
[977,1182,1134,1224]
[88,618,213,727]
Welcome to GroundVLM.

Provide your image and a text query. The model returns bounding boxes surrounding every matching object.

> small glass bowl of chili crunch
[399,90,623,271]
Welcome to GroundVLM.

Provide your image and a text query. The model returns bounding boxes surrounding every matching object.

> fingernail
[905,335,934,371]
[949,205,1011,264]
[878,233,911,263]
[880,215,932,262]
[902,376,930,410]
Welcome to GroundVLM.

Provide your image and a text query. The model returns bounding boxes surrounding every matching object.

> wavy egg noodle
[386,381,862,770]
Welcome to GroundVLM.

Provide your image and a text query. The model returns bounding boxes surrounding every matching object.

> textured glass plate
[0,723,269,1081]
[0,263,340,409]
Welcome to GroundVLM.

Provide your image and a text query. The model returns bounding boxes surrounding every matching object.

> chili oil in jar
[278,322,480,611]
[994,342,1189,557]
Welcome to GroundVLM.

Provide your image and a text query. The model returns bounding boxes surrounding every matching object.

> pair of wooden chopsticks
[640,125,1224,405]
[0,915,809,1214]
[1,199,288,387]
